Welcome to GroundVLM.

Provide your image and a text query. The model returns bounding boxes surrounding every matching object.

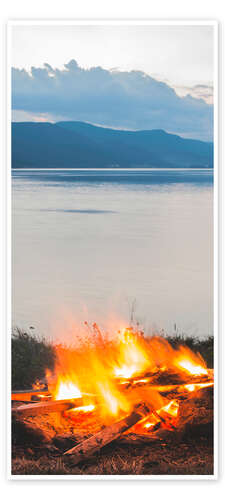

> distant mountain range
[12,121,213,169]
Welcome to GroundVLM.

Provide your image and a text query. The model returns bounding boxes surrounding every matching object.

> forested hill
[12,121,213,169]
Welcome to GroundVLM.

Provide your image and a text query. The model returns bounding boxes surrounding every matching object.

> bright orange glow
[32,380,46,390]
[114,365,138,379]
[176,359,208,376]
[54,380,81,401]
[113,328,150,379]
[45,325,213,430]
[139,412,161,431]
[184,382,214,392]
[133,378,149,385]
[185,384,195,392]
[173,345,208,377]
[158,399,179,418]
[69,404,95,413]
[144,422,155,429]
[140,399,179,433]
[98,384,119,415]
[97,381,129,416]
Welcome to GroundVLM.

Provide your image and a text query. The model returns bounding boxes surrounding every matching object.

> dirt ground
[12,432,213,476]
[11,386,214,476]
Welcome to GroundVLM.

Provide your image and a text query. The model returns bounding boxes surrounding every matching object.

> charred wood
[12,398,84,417]
[64,401,152,464]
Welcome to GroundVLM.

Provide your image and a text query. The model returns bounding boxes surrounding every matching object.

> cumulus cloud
[12,60,213,141]
[175,83,213,105]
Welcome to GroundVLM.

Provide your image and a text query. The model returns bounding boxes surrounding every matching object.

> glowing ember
[158,399,179,418]
[184,384,195,392]
[142,413,161,430]
[184,382,214,392]
[133,378,149,385]
[144,422,155,429]
[140,400,179,433]
[69,404,95,413]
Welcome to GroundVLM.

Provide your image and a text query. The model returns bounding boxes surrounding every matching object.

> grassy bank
[11,328,213,390]
[12,328,56,390]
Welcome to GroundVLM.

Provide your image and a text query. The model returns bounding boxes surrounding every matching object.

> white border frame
[7,19,219,481]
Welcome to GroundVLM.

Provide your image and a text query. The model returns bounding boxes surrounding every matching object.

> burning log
[11,327,214,469]
[12,398,85,417]
[64,401,152,464]
[177,385,213,438]
[11,390,51,402]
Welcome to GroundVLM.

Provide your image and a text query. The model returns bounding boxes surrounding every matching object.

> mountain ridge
[12,121,213,169]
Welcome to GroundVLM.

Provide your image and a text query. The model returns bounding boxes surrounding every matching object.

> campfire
[12,326,214,469]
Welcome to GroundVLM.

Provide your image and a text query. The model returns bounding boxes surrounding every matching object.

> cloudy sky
[11,24,214,140]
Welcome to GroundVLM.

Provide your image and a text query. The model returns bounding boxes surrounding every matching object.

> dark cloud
[12,60,213,141]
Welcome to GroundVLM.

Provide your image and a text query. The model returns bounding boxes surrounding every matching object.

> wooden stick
[64,401,151,464]
[12,398,85,417]
[11,390,51,402]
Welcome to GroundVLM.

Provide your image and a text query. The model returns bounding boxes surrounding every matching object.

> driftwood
[64,401,152,464]
[12,398,85,417]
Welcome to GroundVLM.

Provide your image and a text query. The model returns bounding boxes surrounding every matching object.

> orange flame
[176,359,208,376]
[173,345,208,376]
[112,328,150,379]
[45,326,213,430]
[54,379,81,401]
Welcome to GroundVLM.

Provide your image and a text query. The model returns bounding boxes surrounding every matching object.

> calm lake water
[12,169,213,340]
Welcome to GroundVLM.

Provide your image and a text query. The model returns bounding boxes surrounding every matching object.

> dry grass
[12,436,213,475]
